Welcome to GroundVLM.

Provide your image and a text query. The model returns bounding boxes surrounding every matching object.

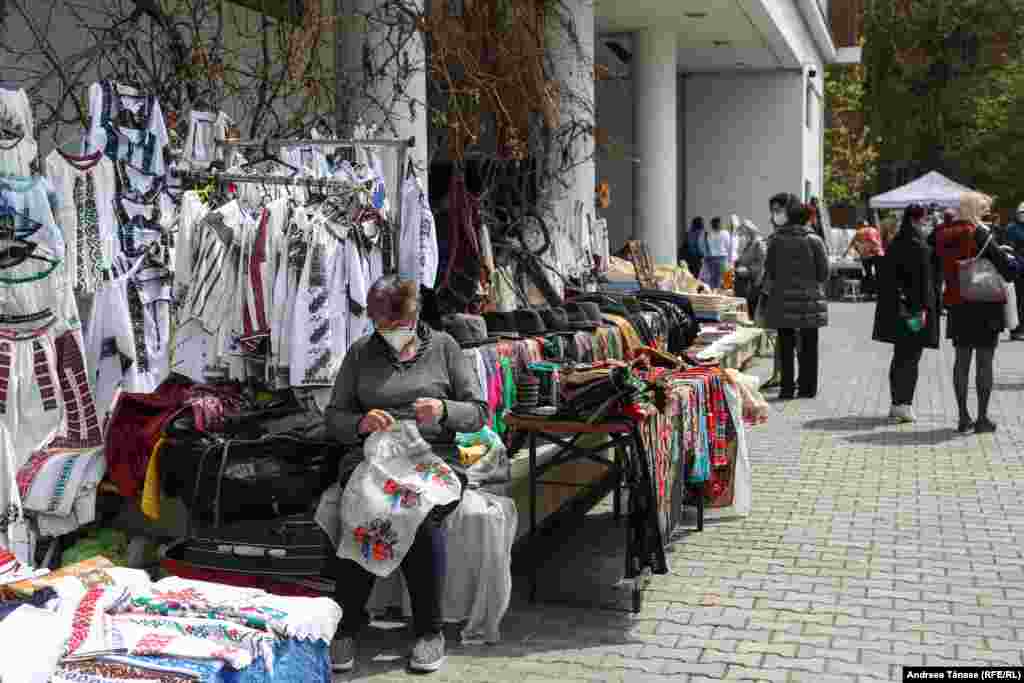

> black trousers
[1016,276,1024,332]
[890,339,925,406]
[331,510,451,638]
[777,328,819,396]
[862,257,879,295]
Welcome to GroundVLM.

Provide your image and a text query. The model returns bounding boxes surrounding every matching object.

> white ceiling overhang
[595,0,832,73]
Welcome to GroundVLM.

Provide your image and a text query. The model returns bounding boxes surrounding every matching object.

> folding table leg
[613,445,623,520]
[529,432,538,604]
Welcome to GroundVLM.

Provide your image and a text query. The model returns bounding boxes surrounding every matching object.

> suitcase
[177,514,333,576]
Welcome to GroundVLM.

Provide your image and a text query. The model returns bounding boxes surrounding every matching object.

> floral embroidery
[382,478,421,511]
[134,632,176,654]
[65,586,106,657]
[353,518,398,561]
[413,462,456,488]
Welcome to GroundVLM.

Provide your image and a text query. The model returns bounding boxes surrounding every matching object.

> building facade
[593,0,845,264]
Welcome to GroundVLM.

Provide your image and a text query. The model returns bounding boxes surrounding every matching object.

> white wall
[803,75,823,201]
[684,70,805,229]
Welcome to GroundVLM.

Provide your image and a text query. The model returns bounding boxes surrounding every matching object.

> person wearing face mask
[844,220,885,299]
[1004,203,1024,340]
[872,204,939,423]
[761,193,829,399]
[935,192,1016,433]
[324,275,487,674]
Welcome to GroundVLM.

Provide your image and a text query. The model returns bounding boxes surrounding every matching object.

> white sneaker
[889,405,901,419]
[892,406,916,423]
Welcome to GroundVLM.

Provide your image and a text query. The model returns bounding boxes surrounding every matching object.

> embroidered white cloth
[126,576,342,644]
[367,487,516,643]
[0,605,69,683]
[334,422,461,578]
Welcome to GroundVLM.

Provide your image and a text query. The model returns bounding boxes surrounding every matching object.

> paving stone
[351,306,1024,682]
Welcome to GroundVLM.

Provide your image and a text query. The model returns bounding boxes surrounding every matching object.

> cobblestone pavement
[338,303,1024,682]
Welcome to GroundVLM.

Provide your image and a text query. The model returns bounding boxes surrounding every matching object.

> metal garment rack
[188,135,415,270]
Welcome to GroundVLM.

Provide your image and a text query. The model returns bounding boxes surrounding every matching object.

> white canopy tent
[869,171,977,209]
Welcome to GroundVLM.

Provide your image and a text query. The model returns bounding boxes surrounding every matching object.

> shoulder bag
[958,231,1007,303]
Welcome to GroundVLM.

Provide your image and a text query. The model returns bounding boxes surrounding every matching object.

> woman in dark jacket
[872,204,939,423]
[762,193,830,399]
[935,192,1016,433]
[685,217,706,278]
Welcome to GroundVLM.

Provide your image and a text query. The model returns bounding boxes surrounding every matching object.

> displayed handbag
[958,232,1008,303]
[161,433,341,527]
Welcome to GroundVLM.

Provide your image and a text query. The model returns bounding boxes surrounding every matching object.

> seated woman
[324,275,487,673]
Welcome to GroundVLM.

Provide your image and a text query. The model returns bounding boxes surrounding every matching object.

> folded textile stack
[684,293,745,322]
[17,446,107,538]
[0,565,341,683]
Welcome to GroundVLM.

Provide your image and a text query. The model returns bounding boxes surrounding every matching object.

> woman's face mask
[378,320,417,353]
[771,210,787,227]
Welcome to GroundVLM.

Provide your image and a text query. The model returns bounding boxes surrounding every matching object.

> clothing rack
[215,137,415,150]
[180,135,415,271]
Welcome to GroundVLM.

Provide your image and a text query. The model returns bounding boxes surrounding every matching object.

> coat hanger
[240,138,299,176]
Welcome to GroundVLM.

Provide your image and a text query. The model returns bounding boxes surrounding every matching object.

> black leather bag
[162,434,341,527]
[177,514,333,576]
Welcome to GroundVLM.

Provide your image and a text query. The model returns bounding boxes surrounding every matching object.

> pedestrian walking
[701,216,734,289]
[872,204,939,423]
[844,221,885,298]
[1004,203,1024,340]
[935,192,1016,434]
[762,194,829,399]
[685,217,706,279]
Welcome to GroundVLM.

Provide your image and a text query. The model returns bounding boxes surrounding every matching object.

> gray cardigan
[325,328,488,453]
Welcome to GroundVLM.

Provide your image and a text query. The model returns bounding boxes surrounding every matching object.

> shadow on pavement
[994,382,1024,391]
[840,428,959,446]
[802,416,893,431]
[337,509,651,678]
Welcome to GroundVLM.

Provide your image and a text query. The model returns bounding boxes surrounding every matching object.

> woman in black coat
[872,204,940,423]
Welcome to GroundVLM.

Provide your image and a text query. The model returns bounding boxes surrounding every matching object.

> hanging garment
[0,319,66,466]
[85,256,145,423]
[0,175,67,263]
[182,201,242,332]
[45,150,118,294]
[0,88,37,177]
[289,224,344,388]
[269,208,309,388]
[171,191,211,299]
[46,330,102,450]
[112,255,172,393]
[86,81,170,176]
[398,176,439,288]
[0,422,21,553]
[182,110,233,171]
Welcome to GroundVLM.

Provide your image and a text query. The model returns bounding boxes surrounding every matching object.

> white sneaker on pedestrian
[892,406,916,423]
[889,405,901,419]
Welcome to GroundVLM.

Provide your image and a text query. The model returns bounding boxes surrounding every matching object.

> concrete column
[546,0,595,291]
[336,0,428,196]
[632,27,678,265]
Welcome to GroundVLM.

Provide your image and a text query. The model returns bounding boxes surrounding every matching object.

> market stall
[0,60,770,678]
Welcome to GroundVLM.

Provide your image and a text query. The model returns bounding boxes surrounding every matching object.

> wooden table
[506,413,699,612]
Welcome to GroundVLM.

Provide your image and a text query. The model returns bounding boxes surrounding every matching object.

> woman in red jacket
[935,192,1015,433]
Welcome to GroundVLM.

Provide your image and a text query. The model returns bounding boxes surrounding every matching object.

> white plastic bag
[1006,282,1019,331]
